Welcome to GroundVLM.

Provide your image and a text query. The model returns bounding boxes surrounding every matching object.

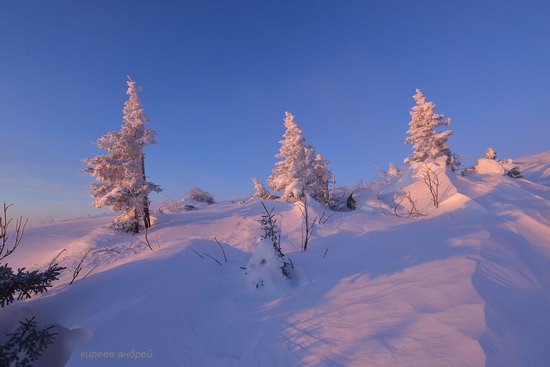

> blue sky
[1,0,549,221]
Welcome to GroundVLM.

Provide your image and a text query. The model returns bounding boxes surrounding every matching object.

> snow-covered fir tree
[251,177,273,200]
[267,112,316,201]
[246,203,292,288]
[82,78,161,233]
[308,154,333,204]
[486,147,497,160]
[404,89,453,165]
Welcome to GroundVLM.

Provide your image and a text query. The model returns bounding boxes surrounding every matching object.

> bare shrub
[373,165,390,186]
[316,203,336,225]
[160,198,185,214]
[0,203,28,262]
[421,165,440,208]
[389,191,425,218]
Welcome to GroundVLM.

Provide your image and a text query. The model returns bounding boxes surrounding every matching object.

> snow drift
[1,152,549,367]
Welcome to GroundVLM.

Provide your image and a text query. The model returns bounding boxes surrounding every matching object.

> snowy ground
[1,152,549,367]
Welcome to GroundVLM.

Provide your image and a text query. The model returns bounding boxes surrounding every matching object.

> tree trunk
[141,153,151,229]
[143,205,151,229]
[132,208,140,234]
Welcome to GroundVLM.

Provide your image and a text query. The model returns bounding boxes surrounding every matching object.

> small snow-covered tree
[404,89,453,165]
[486,147,497,160]
[0,316,57,367]
[83,78,161,233]
[186,187,214,204]
[267,112,316,201]
[251,177,273,200]
[308,154,333,204]
[245,203,292,289]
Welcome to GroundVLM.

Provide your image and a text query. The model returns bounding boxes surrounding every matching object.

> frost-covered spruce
[268,112,315,201]
[82,78,161,233]
[486,147,497,160]
[404,89,453,165]
[309,154,333,204]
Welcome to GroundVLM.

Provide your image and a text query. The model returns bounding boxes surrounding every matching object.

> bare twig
[316,203,335,225]
[202,252,222,266]
[48,249,66,268]
[297,196,314,252]
[190,246,204,258]
[0,203,29,261]
[70,248,93,285]
[402,191,425,218]
[389,194,404,217]
[80,265,98,281]
[323,248,328,259]
[214,237,228,263]
[190,245,222,266]
[389,191,425,218]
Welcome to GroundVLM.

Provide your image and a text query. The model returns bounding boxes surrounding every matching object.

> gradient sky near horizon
[1,0,549,221]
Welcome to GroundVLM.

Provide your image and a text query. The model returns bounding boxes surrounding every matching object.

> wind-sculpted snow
[515,151,550,186]
[1,153,549,366]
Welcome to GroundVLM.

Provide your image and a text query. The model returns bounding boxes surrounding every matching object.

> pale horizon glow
[1,0,549,221]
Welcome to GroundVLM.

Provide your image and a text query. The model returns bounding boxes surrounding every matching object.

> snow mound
[374,156,460,216]
[245,239,288,290]
[475,158,506,175]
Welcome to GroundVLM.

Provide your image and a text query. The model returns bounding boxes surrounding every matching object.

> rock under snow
[475,157,505,175]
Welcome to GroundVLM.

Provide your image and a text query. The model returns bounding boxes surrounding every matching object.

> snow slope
[1,152,549,367]
[515,151,550,186]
